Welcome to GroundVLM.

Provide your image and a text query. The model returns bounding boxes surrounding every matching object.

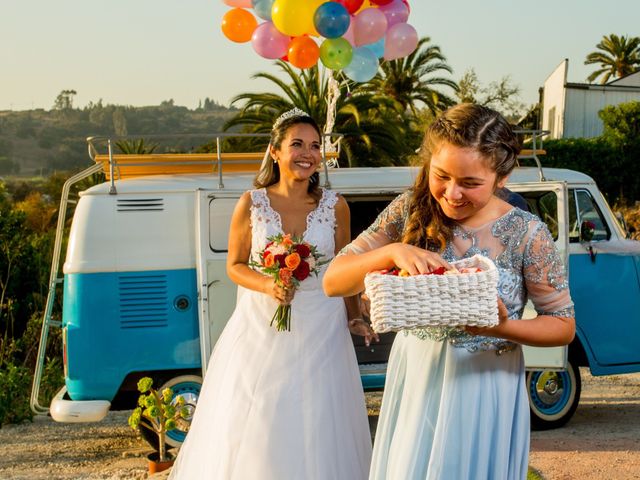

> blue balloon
[363,37,385,58]
[252,0,274,21]
[313,2,350,39]
[343,47,379,82]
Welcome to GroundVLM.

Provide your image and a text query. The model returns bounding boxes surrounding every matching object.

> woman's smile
[429,142,506,225]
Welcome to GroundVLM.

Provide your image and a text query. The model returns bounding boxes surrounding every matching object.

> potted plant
[128,377,188,473]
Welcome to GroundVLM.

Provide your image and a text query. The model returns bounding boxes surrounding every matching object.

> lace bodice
[345,190,575,353]
[250,188,338,290]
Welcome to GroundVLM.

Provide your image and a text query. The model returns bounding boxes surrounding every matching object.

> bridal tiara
[273,107,311,130]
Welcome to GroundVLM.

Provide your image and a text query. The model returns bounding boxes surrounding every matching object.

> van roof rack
[515,129,550,181]
[87,133,342,194]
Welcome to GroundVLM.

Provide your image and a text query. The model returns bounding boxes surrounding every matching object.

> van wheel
[139,375,203,449]
[527,360,581,430]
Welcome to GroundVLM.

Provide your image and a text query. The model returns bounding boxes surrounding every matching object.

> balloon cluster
[221,0,418,82]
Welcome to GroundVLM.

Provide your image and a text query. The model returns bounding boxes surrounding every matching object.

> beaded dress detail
[345,190,574,480]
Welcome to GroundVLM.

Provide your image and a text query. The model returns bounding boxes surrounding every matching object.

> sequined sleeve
[523,220,575,317]
[339,191,412,255]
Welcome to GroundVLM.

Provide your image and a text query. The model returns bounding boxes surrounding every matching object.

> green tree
[456,69,525,121]
[363,37,457,117]
[584,34,640,84]
[53,90,77,110]
[599,100,640,145]
[112,108,128,136]
[599,101,640,200]
[115,138,158,154]
[224,61,414,166]
[0,193,37,339]
[0,158,18,175]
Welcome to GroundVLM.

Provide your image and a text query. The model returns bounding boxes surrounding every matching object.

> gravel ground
[1,368,639,479]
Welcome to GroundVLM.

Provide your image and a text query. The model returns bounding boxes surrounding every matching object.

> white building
[542,59,640,139]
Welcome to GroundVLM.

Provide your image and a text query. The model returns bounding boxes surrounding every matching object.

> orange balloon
[287,36,320,69]
[221,8,257,43]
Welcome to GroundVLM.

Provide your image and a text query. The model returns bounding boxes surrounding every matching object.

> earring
[273,159,277,164]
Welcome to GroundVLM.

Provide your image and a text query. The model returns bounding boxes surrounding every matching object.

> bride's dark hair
[402,103,521,250]
[254,113,322,201]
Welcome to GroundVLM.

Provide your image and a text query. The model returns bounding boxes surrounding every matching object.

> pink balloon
[252,21,291,59]
[383,22,418,60]
[223,0,253,7]
[353,8,387,47]
[378,0,409,27]
[342,15,356,45]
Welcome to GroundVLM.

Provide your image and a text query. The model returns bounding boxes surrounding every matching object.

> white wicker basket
[364,254,499,333]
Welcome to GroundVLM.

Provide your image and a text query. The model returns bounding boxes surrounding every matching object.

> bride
[168,108,376,479]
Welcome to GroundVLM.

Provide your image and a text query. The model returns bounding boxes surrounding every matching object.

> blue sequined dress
[348,192,574,480]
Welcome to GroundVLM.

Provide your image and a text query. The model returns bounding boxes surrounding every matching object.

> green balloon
[320,38,353,70]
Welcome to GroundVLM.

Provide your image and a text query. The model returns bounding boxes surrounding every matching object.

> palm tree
[224,61,415,166]
[363,37,458,117]
[584,34,640,84]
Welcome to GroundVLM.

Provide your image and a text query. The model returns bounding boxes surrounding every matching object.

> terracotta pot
[147,451,175,474]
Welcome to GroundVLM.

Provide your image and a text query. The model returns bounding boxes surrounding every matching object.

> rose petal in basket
[364,254,499,333]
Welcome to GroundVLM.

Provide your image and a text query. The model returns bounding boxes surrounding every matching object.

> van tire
[139,374,203,450]
[527,360,581,430]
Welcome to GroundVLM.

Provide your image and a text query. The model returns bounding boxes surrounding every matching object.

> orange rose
[263,253,275,268]
[285,252,301,270]
[281,234,294,248]
[279,268,293,287]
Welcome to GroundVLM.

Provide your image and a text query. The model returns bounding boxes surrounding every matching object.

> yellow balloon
[272,0,321,37]
[355,0,374,14]
[306,0,326,36]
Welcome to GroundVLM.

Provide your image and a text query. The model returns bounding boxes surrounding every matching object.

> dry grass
[617,202,640,238]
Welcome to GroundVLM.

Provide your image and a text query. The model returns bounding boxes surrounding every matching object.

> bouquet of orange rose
[251,233,325,331]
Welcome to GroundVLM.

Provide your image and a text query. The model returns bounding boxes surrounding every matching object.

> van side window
[520,191,559,240]
[569,189,611,242]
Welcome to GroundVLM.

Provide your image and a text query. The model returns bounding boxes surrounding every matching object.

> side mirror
[580,220,596,243]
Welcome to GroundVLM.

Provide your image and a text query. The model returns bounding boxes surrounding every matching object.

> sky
[1,0,639,112]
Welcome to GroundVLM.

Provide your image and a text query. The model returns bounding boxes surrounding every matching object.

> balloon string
[324,69,341,168]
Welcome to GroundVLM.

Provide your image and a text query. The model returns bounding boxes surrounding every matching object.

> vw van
[31,133,640,448]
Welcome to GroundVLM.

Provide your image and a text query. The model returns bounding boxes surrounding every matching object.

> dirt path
[528,369,640,479]
[0,369,639,479]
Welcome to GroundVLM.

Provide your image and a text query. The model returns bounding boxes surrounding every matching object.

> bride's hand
[348,318,380,347]
[265,278,295,305]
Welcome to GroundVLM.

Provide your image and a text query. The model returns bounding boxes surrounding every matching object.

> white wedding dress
[169,188,372,480]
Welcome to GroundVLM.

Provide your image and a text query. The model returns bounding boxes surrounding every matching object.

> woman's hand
[348,318,380,347]
[388,243,451,276]
[264,278,295,305]
[465,298,509,337]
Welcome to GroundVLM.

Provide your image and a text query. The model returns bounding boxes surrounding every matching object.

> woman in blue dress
[324,103,575,480]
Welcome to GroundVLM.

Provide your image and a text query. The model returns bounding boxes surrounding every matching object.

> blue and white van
[31,134,640,447]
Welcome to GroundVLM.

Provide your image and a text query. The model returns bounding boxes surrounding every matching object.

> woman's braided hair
[402,103,521,250]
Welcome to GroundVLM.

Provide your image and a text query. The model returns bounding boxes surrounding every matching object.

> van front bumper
[50,386,110,423]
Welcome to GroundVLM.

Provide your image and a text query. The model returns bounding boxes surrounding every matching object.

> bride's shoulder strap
[249,188,268,208]
[320,187,339,210]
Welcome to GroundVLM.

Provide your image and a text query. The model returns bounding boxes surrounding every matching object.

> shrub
[0,362,33,426]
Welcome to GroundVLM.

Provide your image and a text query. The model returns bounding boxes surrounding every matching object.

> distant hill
[0,100,238,176]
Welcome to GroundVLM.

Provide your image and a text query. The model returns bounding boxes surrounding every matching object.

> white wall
[564,86,640,138]
[542,60,568,139]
